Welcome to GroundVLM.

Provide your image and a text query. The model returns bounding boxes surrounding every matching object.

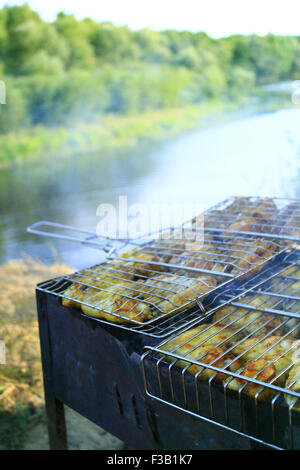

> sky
[0,0,299,37]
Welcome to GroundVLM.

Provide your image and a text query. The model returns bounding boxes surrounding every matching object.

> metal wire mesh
[36,196,300,336]
[202,196,300,242]
[142,255,300,449]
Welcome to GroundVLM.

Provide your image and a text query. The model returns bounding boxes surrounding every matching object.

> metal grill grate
[38,249,284,337]
[141,254,300,449]
[33,197,300,337]
[202,196,300,242]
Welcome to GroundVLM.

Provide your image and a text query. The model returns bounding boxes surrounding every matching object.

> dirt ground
[21,406,126,450]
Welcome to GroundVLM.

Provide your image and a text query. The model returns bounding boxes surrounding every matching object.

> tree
[227,66,256,98]
[248,34,294,82]
[8,20,69,74]
[54,14,96,69]
[90,22,139,62]
[135,28,170,63]
[22,51,64,75]
[174,46,201,69]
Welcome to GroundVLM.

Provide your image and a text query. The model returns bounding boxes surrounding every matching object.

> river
[1,103,300,269]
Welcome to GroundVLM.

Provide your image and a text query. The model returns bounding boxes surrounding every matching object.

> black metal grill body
[37,288,281,450]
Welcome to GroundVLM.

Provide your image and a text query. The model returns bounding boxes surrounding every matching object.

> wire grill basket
[32,196,300,337]
[141,253,300,449]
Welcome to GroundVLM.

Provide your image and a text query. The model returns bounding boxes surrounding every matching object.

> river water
[1,104,300,269]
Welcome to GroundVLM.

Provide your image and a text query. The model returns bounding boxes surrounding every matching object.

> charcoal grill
[28,196,300,449]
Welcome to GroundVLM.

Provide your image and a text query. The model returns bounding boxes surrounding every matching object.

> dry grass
[0,258,72,449]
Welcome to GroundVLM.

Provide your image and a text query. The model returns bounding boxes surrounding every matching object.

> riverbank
[0,100,236,167]
[0,87,294,169]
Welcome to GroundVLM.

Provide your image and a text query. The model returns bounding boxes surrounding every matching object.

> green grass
[0,405,41,450]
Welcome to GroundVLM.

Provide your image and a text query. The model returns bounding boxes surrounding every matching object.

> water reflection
[0,106,300,269]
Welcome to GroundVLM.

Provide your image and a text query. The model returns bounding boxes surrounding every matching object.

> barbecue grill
[28,196,300,450]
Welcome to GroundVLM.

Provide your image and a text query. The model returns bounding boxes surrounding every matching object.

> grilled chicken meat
[241,198,278,221]
[76,274,217,324]
[80,280,153,323]
[278,202,300,241]
[203,210,229,230]
[140,274,217,314]
[222,217,269,238]
[62,262,136,309]
[203,197,278,235]
[120,250,168,276]
[213,293,298,338]
[224,238,278,275]
[160,316,300,403]
[225,359,279,401]
[220,198,278,240]
[285,354,300,410]
[62,250,168,311]
[161,324,243,382]
[168,241,223,273]
[63,259,217,323]
[227,335,298,401]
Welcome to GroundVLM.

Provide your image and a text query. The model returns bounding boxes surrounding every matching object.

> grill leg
[45,393,67,450]
[36,291,68,450]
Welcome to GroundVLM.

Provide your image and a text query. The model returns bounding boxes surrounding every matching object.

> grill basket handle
[27,221,116,253]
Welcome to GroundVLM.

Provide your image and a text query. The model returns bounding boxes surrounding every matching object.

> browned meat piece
[140,274,217,314]
[222,217,269,238]
[161,320,298,402]
[62,262,136,309]
[213,294,298,337]
[80,280,153,324]
[150,240,186,265]
[224,238,278,275]
[278,201,300,241]
[203,210,229,230]
[242,198,278,221]
[285,349,300,411]
[201,198,278,239]
[167,241,221,272]
[121,251,168,276]
[227,359,279,401]
[162,323,243,383]
[227,335,297,401]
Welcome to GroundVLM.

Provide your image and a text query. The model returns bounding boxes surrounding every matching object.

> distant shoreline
[0,101,233,168]
[0,91,293,169]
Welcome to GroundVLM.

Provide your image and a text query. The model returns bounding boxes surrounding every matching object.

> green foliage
[0,404,41,450]
[174,46,201,69]
[227,67,256,99]
[0,4,299,137]
[22,51,65,75]
[0,102,232,165]
[247,34,294,82]
[290,37,300,77]
[54,13,96,69]
[91,22,139,62]
[135,28,171,63]
[0,78,28,133]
